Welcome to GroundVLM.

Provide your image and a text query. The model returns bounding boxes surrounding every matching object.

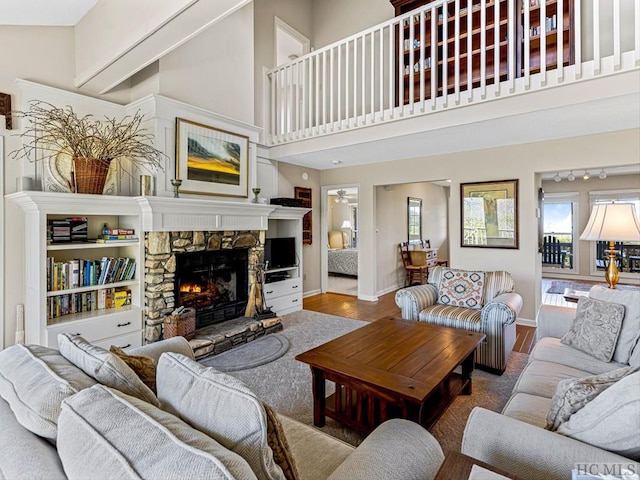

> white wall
[319,129,640,322]
[276,162,321,295]
[159,3,255,124]
[311,0,393,48]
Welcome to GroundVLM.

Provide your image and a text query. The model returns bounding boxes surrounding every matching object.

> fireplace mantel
[8,191,308,232]
[136,196,276,232]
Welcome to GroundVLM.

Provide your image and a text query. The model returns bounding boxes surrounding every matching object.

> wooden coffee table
[295,317,485,433]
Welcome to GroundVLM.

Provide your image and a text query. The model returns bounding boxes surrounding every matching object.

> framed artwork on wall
[175,118,248,197]
[461,179,519,249]
[295,186,312,244]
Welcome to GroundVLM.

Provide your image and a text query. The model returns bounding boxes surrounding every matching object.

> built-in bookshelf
[8,192,311,348]
[390,0,574,104]
[8,192,144,349]
[517,0,574,75]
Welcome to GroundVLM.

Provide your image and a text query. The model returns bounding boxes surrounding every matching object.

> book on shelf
[47,286,132,320]
[47,217,88,243]
[102,227,135,236]
[114,288,131,307]
[93,235,139,243]
[47,256,136,291]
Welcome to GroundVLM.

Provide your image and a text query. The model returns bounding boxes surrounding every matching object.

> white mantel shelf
[7,191,310,232]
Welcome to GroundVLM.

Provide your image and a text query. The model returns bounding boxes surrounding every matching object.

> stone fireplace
[143,230,263,343]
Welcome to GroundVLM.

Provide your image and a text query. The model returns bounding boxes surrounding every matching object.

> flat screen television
[264,237,296,269]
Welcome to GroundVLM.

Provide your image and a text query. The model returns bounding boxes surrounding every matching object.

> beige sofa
[0,335,445,480]
[461,286,640,479]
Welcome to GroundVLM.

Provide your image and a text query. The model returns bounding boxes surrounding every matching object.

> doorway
[324,186,359,296]
[541,192,579,273]
[274,17,310,66]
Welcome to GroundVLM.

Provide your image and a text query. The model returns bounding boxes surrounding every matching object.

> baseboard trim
[516,318,537,328]
[303,289,321,298]
[358,294,379,302]
[376,285,399,297]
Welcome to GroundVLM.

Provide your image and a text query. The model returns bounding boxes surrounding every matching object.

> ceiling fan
[334,189,350,203]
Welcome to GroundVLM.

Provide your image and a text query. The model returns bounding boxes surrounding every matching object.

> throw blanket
[328,248,358,276]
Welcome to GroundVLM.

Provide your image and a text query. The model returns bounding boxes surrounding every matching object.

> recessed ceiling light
[332,160,342,165]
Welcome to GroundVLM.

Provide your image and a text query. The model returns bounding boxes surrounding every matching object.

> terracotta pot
[72,157,111,194]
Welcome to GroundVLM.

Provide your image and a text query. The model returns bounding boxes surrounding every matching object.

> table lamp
[579,202,640,288]
[341,220,353,248]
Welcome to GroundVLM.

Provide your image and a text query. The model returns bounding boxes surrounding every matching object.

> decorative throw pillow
[438,270,486,310]
[58,333,159,406]
[589,285,640,365]
[546,365,639,431]
[264,404,300,480]
[557,372,640,460]
[109,345,157,393]
[156,352,289,480]
[560,297,625,362]
[0,344,96,440]
[58,385,255,480]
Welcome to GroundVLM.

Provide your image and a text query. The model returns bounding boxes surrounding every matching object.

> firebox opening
[175,249,249,329]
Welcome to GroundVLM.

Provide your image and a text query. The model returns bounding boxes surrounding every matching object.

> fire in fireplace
[175,249,249,328]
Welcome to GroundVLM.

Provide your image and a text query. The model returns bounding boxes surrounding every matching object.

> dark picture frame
[461,179,519,249]
[294,186,312,245]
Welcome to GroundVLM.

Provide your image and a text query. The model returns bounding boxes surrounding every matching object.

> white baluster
[613,0,621,70]
[593,0,600,74]
[454,0,461,103]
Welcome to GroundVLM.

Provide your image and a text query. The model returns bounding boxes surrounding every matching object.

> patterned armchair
[395,266,523,374]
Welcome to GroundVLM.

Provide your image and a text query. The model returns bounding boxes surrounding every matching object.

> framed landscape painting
[175,118,248,197]
[461,179,519,249]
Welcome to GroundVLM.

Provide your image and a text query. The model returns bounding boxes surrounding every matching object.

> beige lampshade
[580,203,640,241]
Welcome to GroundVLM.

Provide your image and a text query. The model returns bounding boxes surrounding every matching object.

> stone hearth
[189,316,283,359]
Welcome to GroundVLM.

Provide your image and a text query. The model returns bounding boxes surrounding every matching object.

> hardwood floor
[304,290,536,354]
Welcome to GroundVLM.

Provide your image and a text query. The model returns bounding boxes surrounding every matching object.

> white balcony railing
[265,0,639,145]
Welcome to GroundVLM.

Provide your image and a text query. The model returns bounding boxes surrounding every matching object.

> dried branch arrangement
[10,100,166,171]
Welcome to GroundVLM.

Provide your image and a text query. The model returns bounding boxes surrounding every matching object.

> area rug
[199,334,290,372]
[547,280,639,294]
[230,310,528,454]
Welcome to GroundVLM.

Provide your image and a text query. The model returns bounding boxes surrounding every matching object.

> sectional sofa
[0,334,445,480]
[462,285,640,479]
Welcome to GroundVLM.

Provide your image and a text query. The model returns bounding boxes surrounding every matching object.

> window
[588,190,640,276]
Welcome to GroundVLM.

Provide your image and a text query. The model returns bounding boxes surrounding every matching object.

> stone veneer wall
[144,230,264,343]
